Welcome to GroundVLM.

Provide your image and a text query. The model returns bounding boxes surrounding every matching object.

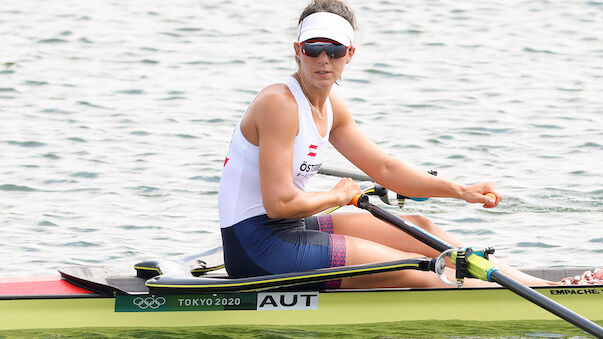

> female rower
[218,0,601,288]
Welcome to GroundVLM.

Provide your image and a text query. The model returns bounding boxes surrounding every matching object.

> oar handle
[349,193,368,207]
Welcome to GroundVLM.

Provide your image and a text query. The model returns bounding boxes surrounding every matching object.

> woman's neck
[295,72,330,120]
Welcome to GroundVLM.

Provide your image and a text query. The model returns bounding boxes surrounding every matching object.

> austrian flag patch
[307,145,317,157]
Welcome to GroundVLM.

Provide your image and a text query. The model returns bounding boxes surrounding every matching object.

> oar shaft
[353,194,603,337]
[491,271,603,337]
[356,195,452,252]
[318,167,373,182]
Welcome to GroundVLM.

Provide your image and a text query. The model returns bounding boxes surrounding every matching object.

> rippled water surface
[1,0,602,284]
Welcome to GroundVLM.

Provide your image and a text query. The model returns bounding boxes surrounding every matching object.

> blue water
[1,0,601,282]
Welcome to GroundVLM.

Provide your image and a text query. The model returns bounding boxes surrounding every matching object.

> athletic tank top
[218,76,334,228]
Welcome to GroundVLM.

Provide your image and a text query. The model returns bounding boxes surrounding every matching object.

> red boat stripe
[0,276,94,296]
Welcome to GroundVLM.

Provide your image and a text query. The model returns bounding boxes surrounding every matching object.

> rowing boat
[0,250,601,331]
[1,168,601,335]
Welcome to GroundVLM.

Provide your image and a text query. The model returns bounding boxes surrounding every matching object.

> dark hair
[298,0,356,30]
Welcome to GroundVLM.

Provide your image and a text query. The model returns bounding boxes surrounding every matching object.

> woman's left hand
[460,182,501,208]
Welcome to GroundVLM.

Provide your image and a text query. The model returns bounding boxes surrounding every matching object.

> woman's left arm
[328,93,500,207]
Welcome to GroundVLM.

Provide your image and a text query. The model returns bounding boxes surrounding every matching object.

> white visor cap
[297,12,354,46]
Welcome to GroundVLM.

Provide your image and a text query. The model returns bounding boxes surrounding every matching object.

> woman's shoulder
[252,83,297,114]
[328,91,349,108]
[243,82,298,128]
[258,82,295,101]
[240,82,299,144]
[328,91,352,122]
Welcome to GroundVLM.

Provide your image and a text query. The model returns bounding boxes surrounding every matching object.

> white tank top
[218,76,334,228]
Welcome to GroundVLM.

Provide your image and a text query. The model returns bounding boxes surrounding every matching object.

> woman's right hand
[331,178,362,206]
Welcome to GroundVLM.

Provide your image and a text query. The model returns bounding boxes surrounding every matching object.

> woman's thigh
[330,212,462,259]
[330,212,554,287]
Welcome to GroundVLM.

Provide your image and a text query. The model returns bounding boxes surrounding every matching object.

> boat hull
[1,283,601,330]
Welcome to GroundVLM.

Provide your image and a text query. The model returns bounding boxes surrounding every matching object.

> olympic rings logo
[132,296,167,309]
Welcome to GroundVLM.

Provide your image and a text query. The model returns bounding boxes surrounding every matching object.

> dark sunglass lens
[327,44,347,58]
[302,43,323,57]
[302,42,347,58]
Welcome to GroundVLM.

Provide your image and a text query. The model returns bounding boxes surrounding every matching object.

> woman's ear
[294,42,302,64]
[346,46,355,63]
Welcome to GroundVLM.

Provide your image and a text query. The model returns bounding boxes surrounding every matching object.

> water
[0,320,597,338]
[0,0,602,337]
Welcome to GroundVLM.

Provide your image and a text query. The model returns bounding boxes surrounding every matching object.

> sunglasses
[300,41,350,59]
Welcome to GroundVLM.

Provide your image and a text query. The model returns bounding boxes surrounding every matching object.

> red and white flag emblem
[307,144,317,157]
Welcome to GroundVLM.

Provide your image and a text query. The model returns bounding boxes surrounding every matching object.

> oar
[350,194,603,337]
[319,166,373,182]
[319,166,435,207]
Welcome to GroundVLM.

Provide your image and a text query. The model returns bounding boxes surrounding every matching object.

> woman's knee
[401,214,436,230]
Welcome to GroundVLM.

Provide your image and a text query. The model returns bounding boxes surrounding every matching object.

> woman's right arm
[247,86,360,219]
